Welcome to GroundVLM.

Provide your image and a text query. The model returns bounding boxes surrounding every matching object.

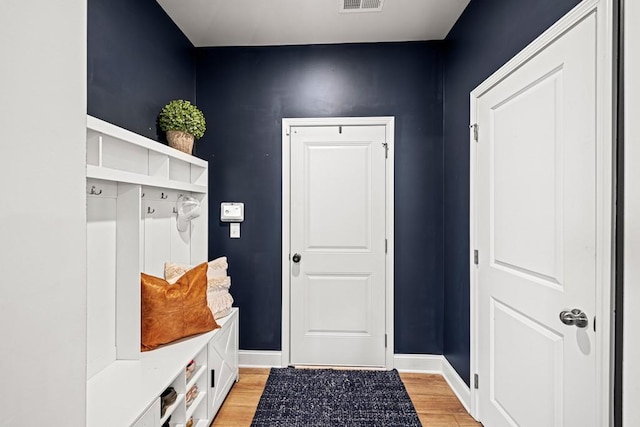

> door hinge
[474,373,479,389]
[470,123,478,142]
[474,249,479,265]
[286,126,290,136]
[385,334,388,348]
[382,142,388,158]
[385,239,388,254]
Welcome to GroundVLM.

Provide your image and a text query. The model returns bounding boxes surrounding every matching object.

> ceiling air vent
[340,0,384,13]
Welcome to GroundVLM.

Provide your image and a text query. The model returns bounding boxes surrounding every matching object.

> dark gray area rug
[250,367,422,426]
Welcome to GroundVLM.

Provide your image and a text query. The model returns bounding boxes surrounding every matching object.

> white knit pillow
[164,258,233,319]
[164,256,228,283]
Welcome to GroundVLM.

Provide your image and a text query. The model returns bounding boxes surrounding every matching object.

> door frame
[281,117,395,369]
[469,0,615,423]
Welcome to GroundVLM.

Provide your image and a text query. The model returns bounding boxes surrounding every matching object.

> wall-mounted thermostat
[221,202,244,239]
[221,202,244,222]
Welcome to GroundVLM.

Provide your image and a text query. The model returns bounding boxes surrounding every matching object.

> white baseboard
[393,354,443,373]
[441,357,471,412]
[239,351,471,412]
[238,350,283,368]
[394,353,471,413]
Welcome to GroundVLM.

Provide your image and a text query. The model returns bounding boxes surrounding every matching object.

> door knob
[559,308,588,328]
[292,253,302,263]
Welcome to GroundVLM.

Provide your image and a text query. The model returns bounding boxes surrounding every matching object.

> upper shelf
[86,115,208,193]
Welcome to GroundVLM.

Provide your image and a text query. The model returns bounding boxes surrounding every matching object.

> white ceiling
[156,0,471,47]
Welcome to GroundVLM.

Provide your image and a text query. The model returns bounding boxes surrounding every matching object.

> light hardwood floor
[211,368,482,427]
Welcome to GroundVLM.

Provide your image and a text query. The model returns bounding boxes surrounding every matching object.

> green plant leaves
[158,100,206,139]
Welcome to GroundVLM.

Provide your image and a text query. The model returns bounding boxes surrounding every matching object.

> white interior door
[290,124,387,367]
[475,12,597,426]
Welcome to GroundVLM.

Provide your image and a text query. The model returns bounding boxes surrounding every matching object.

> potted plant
[158,100,206,155]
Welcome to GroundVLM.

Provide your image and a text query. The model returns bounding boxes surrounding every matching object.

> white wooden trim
[281,117,395,369]
[469,94,479,416]
[471,0,600,98]
[624,1,640,424]
[86,166,207,193]
[393,354,443,373]
[594,0,615,424]
[394,354,472,414]
[442,357,472,414]
[281,122,291,368]
[469,0,614,423]
[241,351,473,415]
[385,118,396,369]
[238,350,284,368]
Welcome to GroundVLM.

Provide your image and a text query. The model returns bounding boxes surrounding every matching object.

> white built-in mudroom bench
[85,116,238,427]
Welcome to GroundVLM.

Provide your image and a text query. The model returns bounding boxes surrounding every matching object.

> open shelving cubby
[86,115,207,193]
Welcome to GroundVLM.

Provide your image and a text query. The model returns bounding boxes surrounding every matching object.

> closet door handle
[559,309,589,328]
[292,253,301,263]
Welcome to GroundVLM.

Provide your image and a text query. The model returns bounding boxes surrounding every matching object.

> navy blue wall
[196,43,445,353]
[442,0,582,385]
[87,0,586,370]
[88,0,195,140]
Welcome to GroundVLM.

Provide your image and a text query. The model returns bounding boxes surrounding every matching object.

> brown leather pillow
[141,262,219,351]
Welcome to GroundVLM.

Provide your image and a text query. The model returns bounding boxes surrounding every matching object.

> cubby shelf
[87,165,207,193]
[186,392,207,419]
[161,393,185,425]
[86,115,208,194]
[187,365,206,390]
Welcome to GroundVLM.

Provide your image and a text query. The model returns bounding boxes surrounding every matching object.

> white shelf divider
[115,183,143,361]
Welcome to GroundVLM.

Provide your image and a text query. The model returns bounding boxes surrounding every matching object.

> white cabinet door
[208,311,238,419]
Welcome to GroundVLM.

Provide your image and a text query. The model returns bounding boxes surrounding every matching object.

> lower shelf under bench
[87,308,238,427]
